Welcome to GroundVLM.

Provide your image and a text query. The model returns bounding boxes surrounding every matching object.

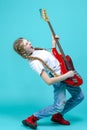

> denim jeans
[34,82,84,119]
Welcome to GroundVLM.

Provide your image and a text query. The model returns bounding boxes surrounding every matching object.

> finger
[55,35,60,39]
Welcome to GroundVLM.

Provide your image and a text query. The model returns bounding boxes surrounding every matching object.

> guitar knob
[72,78,78,83]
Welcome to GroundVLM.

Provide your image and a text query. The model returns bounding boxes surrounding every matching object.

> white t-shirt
[28,50,61,76]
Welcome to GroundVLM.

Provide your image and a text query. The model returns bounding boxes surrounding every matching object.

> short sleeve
[29,60,45,75]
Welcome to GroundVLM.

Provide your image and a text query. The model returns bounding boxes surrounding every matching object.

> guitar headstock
[39,9,49,22]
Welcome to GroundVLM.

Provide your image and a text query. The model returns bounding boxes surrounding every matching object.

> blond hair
[13,38,58,76]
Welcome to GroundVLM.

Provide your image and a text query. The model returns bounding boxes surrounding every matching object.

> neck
[29,48,35,55]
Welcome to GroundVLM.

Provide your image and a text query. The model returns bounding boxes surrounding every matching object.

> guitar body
[52,48,83,86]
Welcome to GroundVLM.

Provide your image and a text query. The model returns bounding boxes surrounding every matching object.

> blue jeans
[34,82,84,119]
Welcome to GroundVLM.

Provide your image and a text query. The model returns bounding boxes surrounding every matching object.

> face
[21,39,34,55]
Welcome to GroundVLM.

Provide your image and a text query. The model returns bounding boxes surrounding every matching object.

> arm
[40,70,75,85]
[52,35,59,48]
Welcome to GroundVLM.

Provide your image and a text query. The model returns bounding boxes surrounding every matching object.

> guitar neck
[47,21,66,61]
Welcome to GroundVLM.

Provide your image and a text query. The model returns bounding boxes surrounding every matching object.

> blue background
[0,0,87,130]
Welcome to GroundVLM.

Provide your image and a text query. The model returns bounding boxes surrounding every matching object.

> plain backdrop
[0,0,87,130]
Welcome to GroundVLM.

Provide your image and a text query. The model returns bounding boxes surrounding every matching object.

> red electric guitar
[40,9,83,86]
